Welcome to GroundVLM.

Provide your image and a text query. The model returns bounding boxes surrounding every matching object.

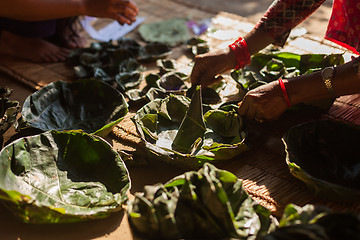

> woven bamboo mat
[112,11,360,217]
[0,0,212,90]
[1,0,359,217]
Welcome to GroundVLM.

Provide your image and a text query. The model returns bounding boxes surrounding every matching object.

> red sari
[256,0,360,54]
[325,0,360,54]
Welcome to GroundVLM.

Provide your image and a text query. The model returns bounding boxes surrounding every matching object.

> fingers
[115,13,136,25]
[110,0,138,25]
[122,0,139,13]
[238,97,263,121]
[190,63,220,88]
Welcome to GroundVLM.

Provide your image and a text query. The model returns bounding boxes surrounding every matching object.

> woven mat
[0,0,212,90]
[1,1,359,217]
[112,11,360,217]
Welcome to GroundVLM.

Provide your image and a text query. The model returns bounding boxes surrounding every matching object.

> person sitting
[0,0,138,63]
[190,0,360,122]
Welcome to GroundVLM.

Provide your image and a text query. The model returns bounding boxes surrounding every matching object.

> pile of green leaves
[263,204,360,240]
[0,130,130,223]
[127,57,222,110]
[16,79,128,138]
[125,58,189,109]
[283,119,360,202]
[231,52,344,92]
[128,164,360,240]
[127,163,277,239]
[67,38,171,92]
[132,86,247,169]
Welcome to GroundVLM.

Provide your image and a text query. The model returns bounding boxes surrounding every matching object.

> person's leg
[0,18,57,38]
[51,17,86,49]
[0,18,70,62]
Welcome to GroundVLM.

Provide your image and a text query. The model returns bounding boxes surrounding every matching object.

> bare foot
[0,31,71,63]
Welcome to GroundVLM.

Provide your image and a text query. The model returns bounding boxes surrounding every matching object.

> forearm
[256,0,325,46]
[286,59,360,105]
[244,28,275,56]
[0,0,86,21]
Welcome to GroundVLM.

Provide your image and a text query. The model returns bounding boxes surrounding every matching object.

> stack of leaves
[0,87,20,148]
[16,79,128,138]
[126,56,222,110]
[231,52,344,92]
[126,59,189,109]
[132,86,247,170]
[0,130,130,223]
[127,163,277,239]
[263,204,360,240]
[67,38,171,92]
[283,119,360,202]
[128,163,360,239]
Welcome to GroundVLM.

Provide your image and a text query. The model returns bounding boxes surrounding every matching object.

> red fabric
[229,37,251,70]
[325,0,360,54]
[279,78,291,108]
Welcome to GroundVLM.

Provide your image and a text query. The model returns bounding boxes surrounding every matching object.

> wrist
[226,47,240,70]
[228,37,251,70]
[286,71,329,105]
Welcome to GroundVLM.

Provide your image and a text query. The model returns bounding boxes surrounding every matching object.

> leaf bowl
[0,130,131,223]
[127,163,276,239]
[132,87,247,170]
[283,119,360,202]
[17,79,128,138]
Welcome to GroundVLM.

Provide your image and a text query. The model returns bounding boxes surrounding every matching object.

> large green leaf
[0,130,130,223]
[128,163,276,239]
[132,87,247,170]
[172,85,206,153]
[138,18,190,47]
[282,119,360,202]
[17,79,128,137]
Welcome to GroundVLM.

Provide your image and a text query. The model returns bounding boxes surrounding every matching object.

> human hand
[237,80,289,121]
[190,47,238,88]
[84,0,139,25]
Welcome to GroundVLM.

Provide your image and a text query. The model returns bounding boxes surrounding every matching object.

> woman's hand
[84,0,139,25]
[190,47,238,88]
[238,80,289,121]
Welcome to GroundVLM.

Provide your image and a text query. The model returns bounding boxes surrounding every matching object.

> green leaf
[283,119,360,202]
[204,109,243,138]
[0,130,130,223]
[237,52,344,96]
[132,90,247,169]
[17,79,128,138]
[172,86,206,154]
[128,163,276,239]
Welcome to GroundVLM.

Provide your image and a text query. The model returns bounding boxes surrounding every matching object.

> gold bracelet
[321,66,336,99]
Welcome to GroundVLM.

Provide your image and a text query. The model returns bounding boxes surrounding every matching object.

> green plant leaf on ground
[0,130,130,223]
